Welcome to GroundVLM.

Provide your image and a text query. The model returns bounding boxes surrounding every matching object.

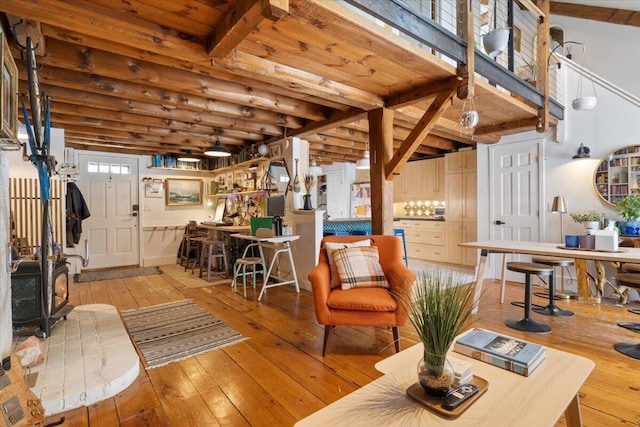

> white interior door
[325,170,345,219]
[78,153,139,269]
[489,141,541,277]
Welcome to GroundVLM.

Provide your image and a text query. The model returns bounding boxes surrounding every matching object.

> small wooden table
[230,233,300,301]
[295,330,595,426]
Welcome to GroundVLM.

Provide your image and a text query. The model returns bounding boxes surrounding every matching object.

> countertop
[324,216,445,222]
[394,216,445,221]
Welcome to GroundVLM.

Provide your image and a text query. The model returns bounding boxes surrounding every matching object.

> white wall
[551,15,640,98]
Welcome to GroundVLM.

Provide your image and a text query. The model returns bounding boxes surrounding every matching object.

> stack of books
[453,329,546,377]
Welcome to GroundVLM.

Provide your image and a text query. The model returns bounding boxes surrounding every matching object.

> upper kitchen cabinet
[394,158,445,202]
[444,150,477,174]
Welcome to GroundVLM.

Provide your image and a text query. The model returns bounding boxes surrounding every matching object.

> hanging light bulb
[356,148,370,170]
[460,97,479,129]
[257,142,269,157]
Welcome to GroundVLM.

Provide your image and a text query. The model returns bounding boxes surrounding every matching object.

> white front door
[78,153,139,269]
[489,140,541,275]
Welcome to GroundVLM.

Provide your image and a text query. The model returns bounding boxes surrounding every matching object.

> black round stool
[505,262,553,333]
[531,256,575,317]
[613,274,640,359]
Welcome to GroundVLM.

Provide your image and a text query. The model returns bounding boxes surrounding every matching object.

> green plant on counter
[569,211,602,223]
[616,195,640,221]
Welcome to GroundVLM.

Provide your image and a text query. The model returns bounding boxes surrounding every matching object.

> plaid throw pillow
[325,240,371,288]
[333,246,389,290]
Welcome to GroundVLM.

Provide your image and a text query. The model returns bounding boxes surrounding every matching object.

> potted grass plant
[398,269,479,397]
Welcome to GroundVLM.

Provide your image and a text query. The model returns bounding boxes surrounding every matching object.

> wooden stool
[184,235,204,272]
[613,274,640,359]
[530,256,575,317]
[198,238,228,281]
[505,262,553,334]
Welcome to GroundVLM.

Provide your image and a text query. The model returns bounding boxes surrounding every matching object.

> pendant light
[177,150,200,163]
[257,142,269,157]
[309,157,323,176]
[356,141,370,170]
[204,135,230,157]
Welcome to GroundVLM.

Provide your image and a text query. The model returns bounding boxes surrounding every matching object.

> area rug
[74,266,163,283]
[121,299,247,369]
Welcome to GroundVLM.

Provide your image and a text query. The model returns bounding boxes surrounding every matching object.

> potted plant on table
[616,194,640,236]
[569,211,602,232]
[398,270,479,398]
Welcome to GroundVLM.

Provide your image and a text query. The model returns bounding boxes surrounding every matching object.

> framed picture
[0,32,18,140]
[145,179,164,198]
[165,178,203,206]
[269,144,282,158]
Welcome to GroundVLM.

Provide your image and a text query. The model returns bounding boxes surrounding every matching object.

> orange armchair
[308,235,416,356]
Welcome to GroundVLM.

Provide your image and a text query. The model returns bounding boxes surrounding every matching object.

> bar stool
[198,238,228,281]
[393,228,408,267]
[184,234,205,272]
[505,262,553,333]
[530,256,575,317]
[231,228,269,297]
[613,274,640,359]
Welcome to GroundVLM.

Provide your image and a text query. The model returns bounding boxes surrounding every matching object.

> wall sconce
[572,143,590,160]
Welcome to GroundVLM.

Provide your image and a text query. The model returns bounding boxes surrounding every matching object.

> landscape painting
[166,179,202,206]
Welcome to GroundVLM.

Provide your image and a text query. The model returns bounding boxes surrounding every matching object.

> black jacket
[66,182,91,246]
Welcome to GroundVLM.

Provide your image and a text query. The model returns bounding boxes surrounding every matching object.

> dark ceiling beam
[550,1,640,27]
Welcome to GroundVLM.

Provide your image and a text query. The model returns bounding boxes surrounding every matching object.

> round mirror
[594,145,640,206]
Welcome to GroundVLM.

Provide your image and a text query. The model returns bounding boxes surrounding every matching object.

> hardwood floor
[45,263,640,426]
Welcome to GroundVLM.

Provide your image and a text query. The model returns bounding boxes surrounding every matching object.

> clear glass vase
[417,353,454,398]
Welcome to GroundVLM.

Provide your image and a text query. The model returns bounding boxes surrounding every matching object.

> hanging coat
[66,182,91,246]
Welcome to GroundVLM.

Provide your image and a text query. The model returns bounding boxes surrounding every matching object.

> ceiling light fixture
[177,150,200,162]
[356,148,370,170]
[257,142,269,157]
[309,158,323,176]
[204,135,230,157]
[572,143,591,160]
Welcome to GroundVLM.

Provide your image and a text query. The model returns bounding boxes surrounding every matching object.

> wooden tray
[406,375,488,419]
[556,245,627,253]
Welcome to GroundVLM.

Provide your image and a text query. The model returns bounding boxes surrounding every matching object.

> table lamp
[551,195,567,242]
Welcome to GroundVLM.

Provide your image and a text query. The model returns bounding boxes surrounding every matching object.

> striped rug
[121,299,247,369]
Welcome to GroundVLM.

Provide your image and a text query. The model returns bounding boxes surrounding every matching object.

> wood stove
[11,258,72,337]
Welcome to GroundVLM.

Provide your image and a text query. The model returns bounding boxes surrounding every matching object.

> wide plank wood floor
[45,263,640,426]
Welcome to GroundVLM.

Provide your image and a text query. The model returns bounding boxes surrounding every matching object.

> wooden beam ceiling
[550,1,640,27]
[0,0,559,164]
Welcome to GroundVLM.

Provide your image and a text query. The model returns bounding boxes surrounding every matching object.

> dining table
[459,240,640,311]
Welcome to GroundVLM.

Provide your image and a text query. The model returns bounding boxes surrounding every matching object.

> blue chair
[334,231,350,236]
[393,229,408,267]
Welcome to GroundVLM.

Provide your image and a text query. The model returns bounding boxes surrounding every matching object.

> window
[86,161,132,175]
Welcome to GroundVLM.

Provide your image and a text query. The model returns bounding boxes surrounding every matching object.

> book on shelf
[453,329,546,376]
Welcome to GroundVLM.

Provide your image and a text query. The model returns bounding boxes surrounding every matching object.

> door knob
[494,220,505,225]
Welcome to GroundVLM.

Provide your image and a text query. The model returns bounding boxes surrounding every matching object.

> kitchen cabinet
[444,150,477,266]
[393,157,445,202]
[444,150,477,174]
[397,220,445,263]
